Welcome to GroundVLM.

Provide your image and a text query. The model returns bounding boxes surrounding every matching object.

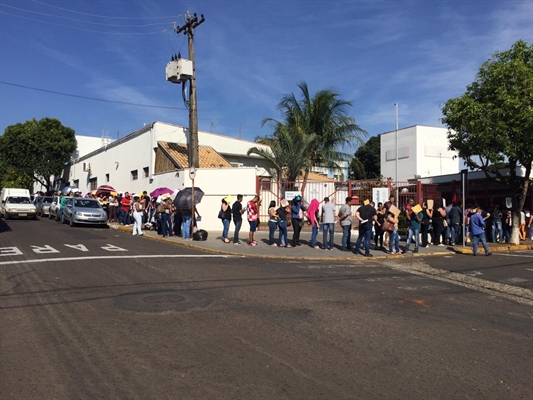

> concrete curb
[112,224,493,261]
[453,244,533,255]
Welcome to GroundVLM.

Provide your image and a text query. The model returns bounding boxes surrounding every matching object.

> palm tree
[258,82,367,197]
[248,122,316,193]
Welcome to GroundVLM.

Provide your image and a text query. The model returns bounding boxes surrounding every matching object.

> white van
[0,188,37,219]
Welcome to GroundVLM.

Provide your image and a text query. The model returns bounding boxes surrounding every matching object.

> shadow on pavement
[0,219,12,233]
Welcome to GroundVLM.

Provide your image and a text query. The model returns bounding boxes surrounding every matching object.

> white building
[380,125,459,181]
[38,121,275,231]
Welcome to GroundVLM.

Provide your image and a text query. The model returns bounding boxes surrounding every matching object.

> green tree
[257,82,366,195]
[349,135,381,179]
[248,123,316,192]
[0,118,77,191]
[442,40,533,244]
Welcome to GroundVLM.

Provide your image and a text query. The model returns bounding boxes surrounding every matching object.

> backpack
[193,229,208,241]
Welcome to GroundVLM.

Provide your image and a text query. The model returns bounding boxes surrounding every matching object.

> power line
[0,81,186,110]
[0,11,169,35]
[0,3,172,27]
[31,0,182,20]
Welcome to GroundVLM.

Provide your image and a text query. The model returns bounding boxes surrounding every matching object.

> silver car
[34,196,54,217]
[48,195,61,221]
[61,198,108,227]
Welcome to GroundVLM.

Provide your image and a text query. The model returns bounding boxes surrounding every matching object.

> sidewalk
[111,224,533,260]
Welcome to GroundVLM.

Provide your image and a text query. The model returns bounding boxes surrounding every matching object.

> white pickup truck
[0,188,37,219]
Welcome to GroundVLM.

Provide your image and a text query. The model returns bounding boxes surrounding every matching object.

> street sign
[189,167,196,180]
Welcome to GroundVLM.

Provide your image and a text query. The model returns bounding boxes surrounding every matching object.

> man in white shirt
[321,197,336,250]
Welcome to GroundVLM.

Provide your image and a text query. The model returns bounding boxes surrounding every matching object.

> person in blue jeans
[387,212,401,254]
[276,200,291,247]
[338,197,353,251]
[267,200,279,246]
[321,197,336,250]
[307,199,320,249]
[354,202,377,256]
[219,198,232,243]
[232,195,244,244]
[161,197,173,237]
[405,208,423,253]
[469,207,492,256]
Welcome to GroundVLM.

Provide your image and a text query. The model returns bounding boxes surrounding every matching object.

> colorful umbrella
[150,187,174,198]
[96,185,116,196]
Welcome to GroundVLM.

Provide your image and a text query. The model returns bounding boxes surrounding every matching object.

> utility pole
[175,12,205,168]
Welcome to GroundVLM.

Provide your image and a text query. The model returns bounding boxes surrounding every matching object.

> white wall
[380,125,458,181]
[381,125,417,181]
[180,167,258,232]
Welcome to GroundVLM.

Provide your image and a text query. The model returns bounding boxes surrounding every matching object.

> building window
[89,178,97,190]
[260,179,271,191]
[106,173,110,182]
[73,179,79,188]
[143,167,149,178]
[131,170,138,181]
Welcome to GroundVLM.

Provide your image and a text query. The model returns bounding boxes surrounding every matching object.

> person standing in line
[374,202,386,250]
[219,198,232,243]
[519,208,527,240]
[469,207,492,256]
[161,195,173,237]
[276,199,291,248]
[108,193,118,223]
[354,201,377,257]
[232,194,244,245]
[490,203,504,243]
[526,209,533,240]
[290,195,306,247]
[132,195,145,236]
[247,195,260,246]
[267,200,279,246]
[405,205,423,253]
[338,197,353,251]
[321,197,336,250]
[120,193,131,226]
[432,201,446,246]
[448,201,463,246]
[383,195,395,246]
[420,202,431,248]
[307,198,320,249]
[387,211,402,255]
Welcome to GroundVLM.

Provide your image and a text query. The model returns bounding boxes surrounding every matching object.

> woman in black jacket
[220,199,232,243]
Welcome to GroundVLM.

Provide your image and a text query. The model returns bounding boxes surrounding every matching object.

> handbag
[382,221,395,232]
[218,210,224,219]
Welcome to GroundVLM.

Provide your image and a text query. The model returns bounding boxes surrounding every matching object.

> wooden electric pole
[175,12,205,168]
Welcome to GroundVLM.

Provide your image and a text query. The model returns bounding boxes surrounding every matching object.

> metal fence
[257,178,441,231]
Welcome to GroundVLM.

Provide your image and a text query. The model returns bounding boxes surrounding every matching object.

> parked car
[61,198,108,227]
[48,195,61,221]
[0,195,37,219]
[34,196,54,217]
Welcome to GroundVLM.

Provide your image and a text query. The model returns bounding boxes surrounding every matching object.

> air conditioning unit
[166,58,193,84]
[230,162,244,168]
[83,162,91,172]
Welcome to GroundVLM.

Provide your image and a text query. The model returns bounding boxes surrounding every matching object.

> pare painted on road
[0,244,128,256]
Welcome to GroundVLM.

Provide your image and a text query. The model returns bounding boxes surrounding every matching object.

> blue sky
[1,0,532,151]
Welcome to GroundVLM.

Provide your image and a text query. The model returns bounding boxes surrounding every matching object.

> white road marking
[64,244,89,252]
[0,247,23,257]
[0,254,242,266]
[31,245,59,254]
[101,244,127,252]
[499,254,533,258]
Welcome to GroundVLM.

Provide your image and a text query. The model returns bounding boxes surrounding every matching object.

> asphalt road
[1,218,532,400]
